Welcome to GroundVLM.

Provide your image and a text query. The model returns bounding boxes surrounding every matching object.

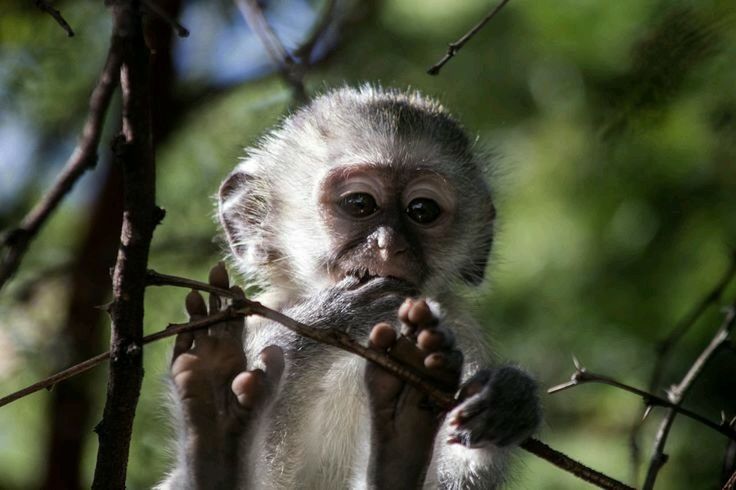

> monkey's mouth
[342,268,414,290]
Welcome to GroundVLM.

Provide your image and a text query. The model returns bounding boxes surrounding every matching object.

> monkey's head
[219,86,495,296]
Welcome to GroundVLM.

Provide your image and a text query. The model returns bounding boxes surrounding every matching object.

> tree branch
[643,301,736,489]
[0,40,122,292]
[141,0,189,38]
[724,469,736,490]
[550,358,736,440]
[235,0,307,104]
[34,0,75,37]
[629,250,736,481]
[427,0,512,75]
[91,1,158,487]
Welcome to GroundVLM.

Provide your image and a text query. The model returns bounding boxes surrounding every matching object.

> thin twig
[643,301,736,490]
[235,0,307,103]
[649,251,736,392]
[293,0,337,63]
[0,311,239,408]
[427,0,511,75]
[0,42,122,292]
[91,1,157,486]
[629,251,736,483]
[549,359,736,440]
[141,0,190,38]
[35,0,75,37]
[724,469,736,490]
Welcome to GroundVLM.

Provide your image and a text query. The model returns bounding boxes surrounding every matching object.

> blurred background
[1,0,735,488]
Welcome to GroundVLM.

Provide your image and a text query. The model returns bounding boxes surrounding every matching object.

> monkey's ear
[460,202,495,286]
[218,168,268,263]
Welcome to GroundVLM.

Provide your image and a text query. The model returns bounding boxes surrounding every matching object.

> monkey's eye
[406,198,441,224]
[339,192,378,218]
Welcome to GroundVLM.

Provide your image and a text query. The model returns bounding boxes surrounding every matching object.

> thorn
[46,383,56,392]
[547,380,578,394]
[642,405,653,422]
[572,354,582,370]
[722,410,727,425]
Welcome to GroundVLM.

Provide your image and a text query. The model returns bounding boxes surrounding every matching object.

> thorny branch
[35,0,75,37]
[630,251,736,479]
[6,269,633,490]
[643,301,736,490]
[0,40,122,292]
[549,358,736,440]
[427,0,512,75]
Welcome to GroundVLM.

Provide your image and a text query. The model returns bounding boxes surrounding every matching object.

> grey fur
[160,85,540,489]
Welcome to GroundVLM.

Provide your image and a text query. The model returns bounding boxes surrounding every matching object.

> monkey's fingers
[369,322,397,351]
[260,345,285,386]
[231,370,266,409]
[186,291,209,343]
[172,331,194,361]
[399,298,438,337]
[208,262,229,313]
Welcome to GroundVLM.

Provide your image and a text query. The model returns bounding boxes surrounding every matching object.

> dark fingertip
[230,285,246,300]
[185,290,207,317]
[407,299,432,325]
[417,329,444,351]
[424,352,446,369]
[398,299,413,322]
[369,323,396,349]
[209,262,229,289]
[260,345,285,380]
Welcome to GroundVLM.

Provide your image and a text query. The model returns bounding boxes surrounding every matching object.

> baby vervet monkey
[159,86,541,489]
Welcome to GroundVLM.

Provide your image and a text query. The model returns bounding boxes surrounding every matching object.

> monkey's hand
[447,365,541,448]
[171,264,284,487]
[364,298,462,489]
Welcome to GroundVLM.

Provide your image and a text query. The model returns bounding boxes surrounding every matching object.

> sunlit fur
[160,86,531,489]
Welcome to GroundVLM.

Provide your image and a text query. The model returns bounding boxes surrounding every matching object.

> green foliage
[0,0,735,488]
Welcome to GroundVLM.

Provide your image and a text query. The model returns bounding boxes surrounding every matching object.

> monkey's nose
[375,227,408,256]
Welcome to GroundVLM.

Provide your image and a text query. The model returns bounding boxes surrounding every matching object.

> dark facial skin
[319,164,457,288]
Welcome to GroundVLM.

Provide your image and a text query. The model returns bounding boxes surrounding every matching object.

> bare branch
[0,42,122,292]
[91,2,157,486]
[643,302,736,489]
[35,0,75,37]
[427,0,511,76]
[0,310,239,408]
[550,361,736,440]
[629,250,736,481]
[724,469,736,490]
[293,0,337,63]
[235,0,307,104]
[141,0,190,38]
[650,251,736,391]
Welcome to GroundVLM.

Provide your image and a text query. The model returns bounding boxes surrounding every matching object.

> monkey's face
[318,164,457,290]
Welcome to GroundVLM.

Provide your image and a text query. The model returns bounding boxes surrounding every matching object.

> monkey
[158,85,541,489]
